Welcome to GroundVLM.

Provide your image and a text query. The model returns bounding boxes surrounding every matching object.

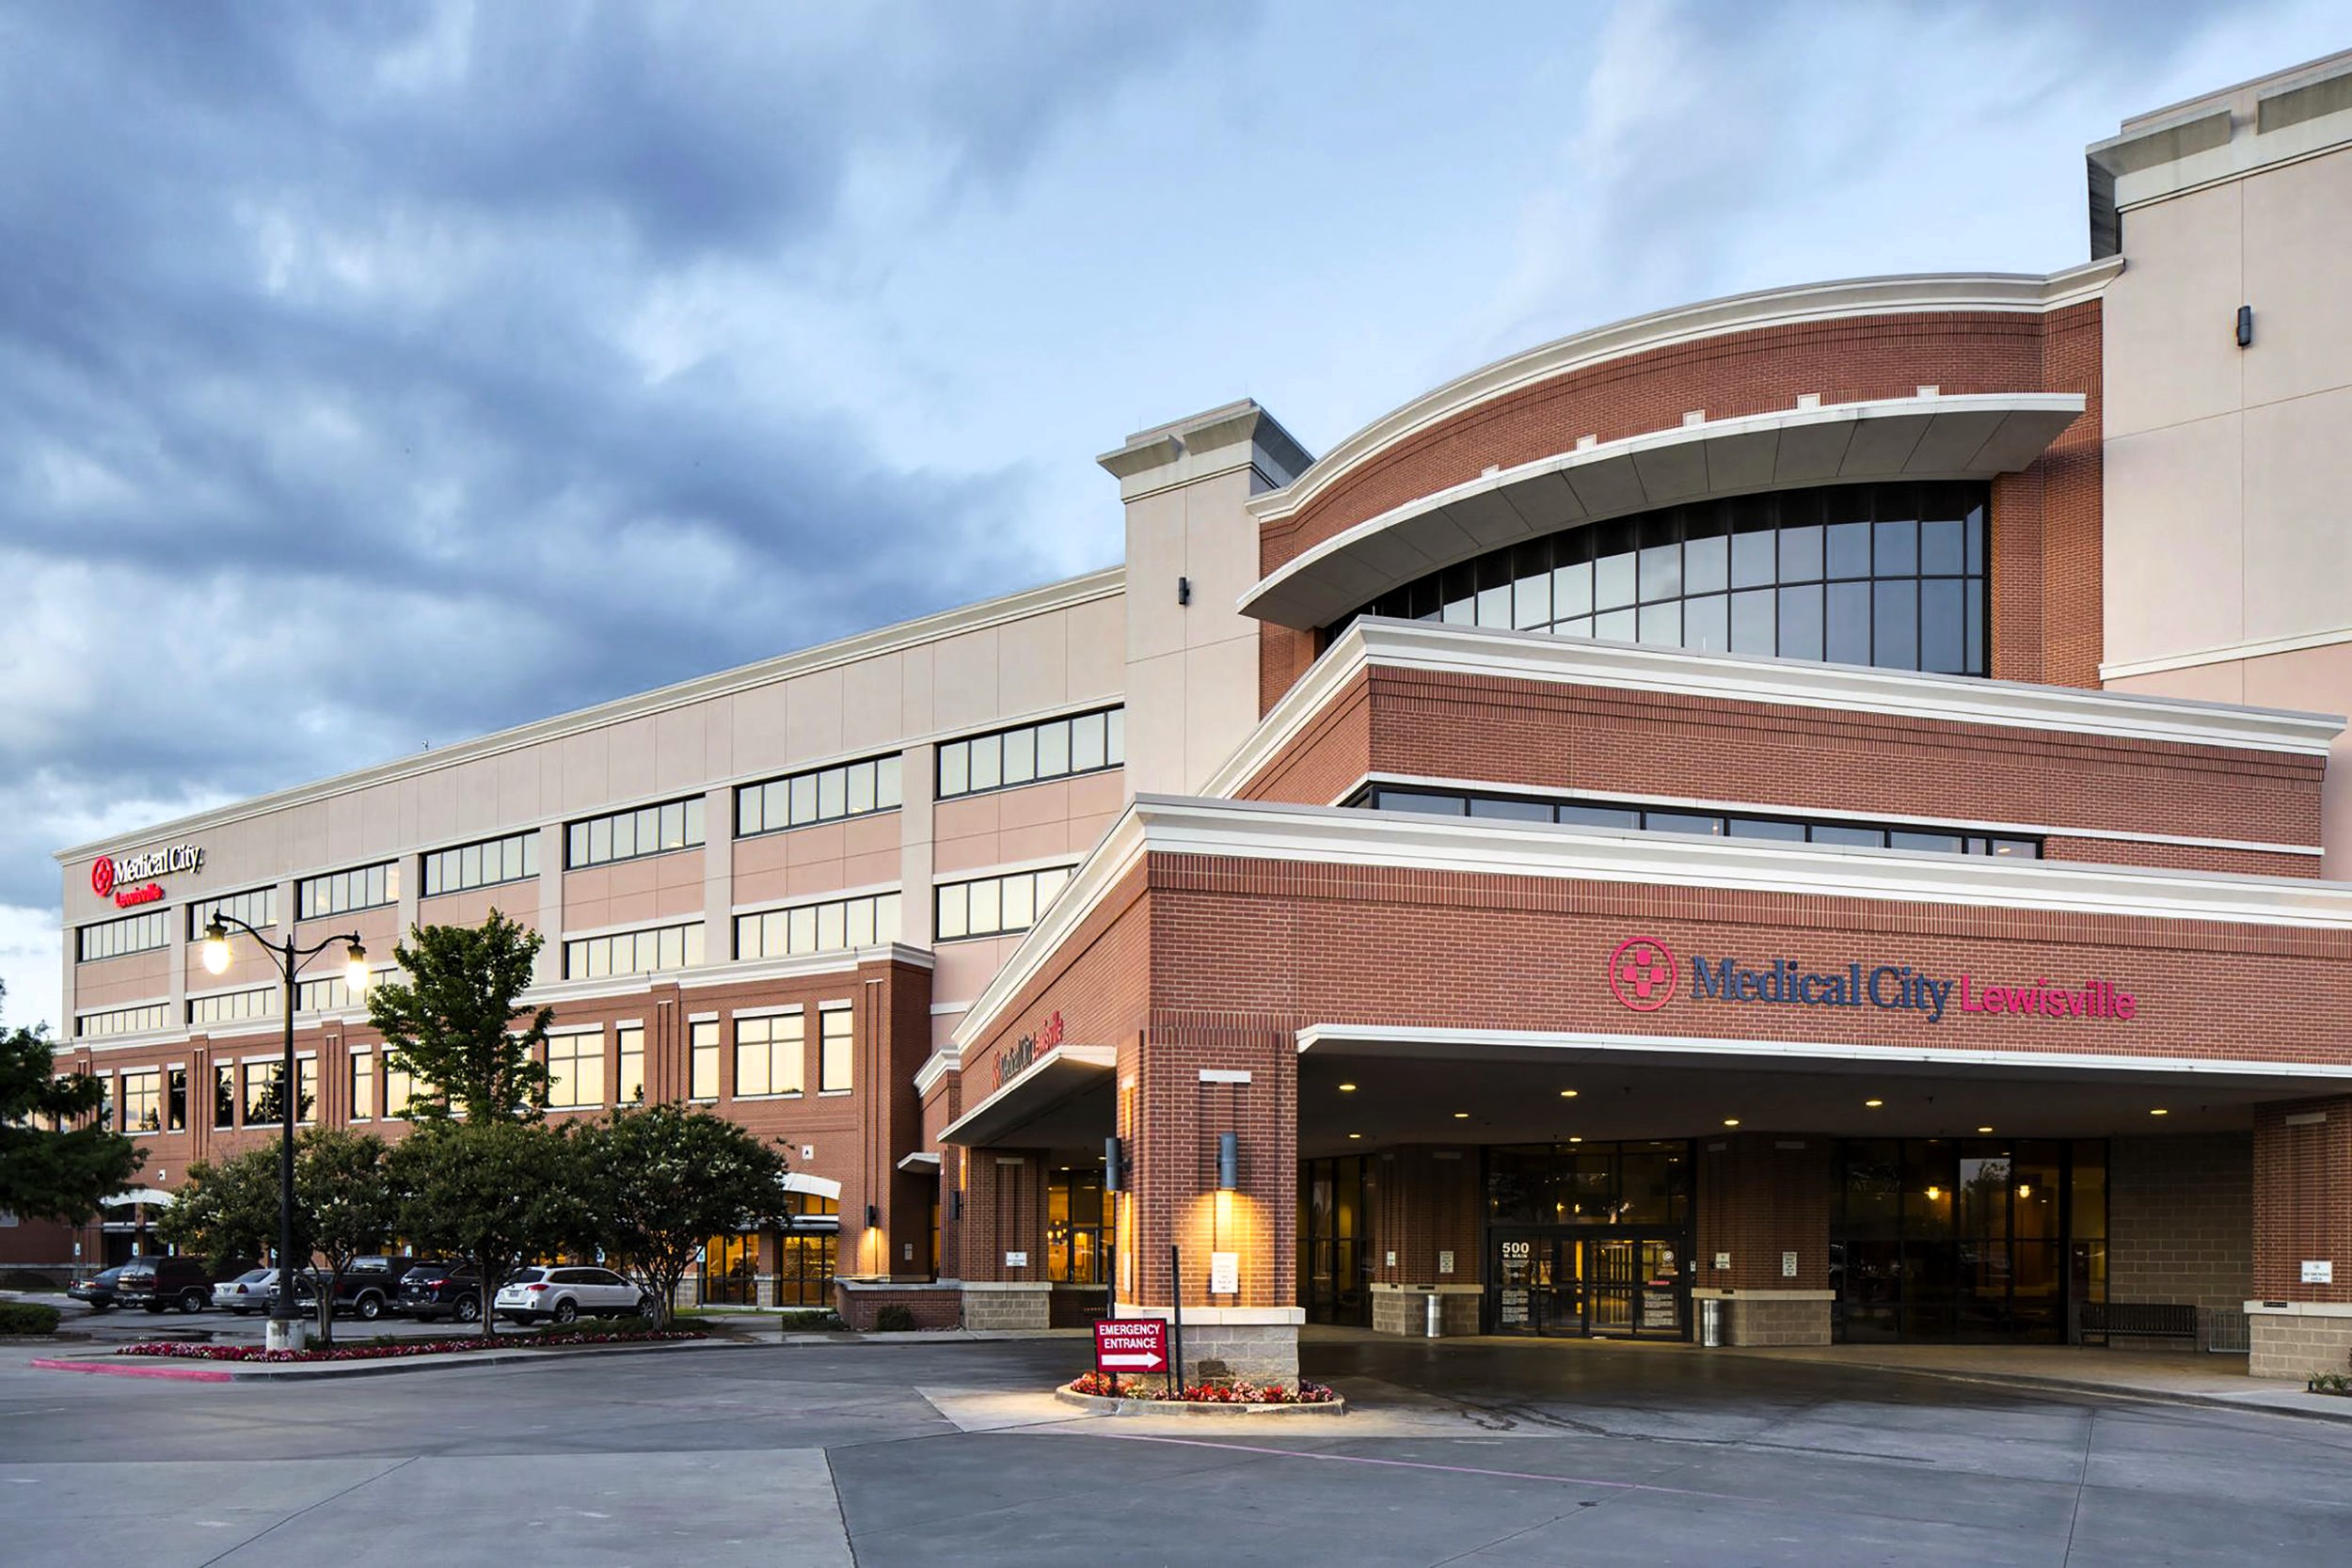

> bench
[2076,1301,2199,1346]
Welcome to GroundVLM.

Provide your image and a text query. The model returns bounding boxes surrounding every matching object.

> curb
[1053,1382,1347,1417]
[1787,1358,2352,1426]
[31,1338,743,1383]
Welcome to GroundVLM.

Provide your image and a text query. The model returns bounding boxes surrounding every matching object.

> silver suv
[493,1266,653,1325]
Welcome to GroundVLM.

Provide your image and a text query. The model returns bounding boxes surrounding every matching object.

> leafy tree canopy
[366,911,552,1124]
[578,1102,790,1326]
[0,982,143,1224]
[390,1119,587,1337]
[155,1146,285,1275]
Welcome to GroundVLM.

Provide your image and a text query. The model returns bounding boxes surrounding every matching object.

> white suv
[494,1266,652,1324]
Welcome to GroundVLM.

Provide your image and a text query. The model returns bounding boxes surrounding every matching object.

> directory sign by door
[1498,1238,1534,1329]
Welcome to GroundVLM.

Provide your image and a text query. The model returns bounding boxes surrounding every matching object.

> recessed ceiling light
[1454,1111,1470,1118]
[1567,1135,1583,1144]
[1560,1088,1579,1098]
[1977,1125,1994,1133]
[1865,1099,1883,1108]
[1347,1132,1362,1140]
[1722,1117,1740,1127]
[1339,1084,1357,1092]
[2150,1107,2169,1117]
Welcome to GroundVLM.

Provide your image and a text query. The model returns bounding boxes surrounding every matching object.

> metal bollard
[1425,1290,1442,1338]
[1699,1297,1721,1348]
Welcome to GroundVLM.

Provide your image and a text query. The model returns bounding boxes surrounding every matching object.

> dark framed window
[937,707,1125,800]
[1361,786,2040,861]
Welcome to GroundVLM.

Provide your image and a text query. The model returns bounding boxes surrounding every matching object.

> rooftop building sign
[90,842,204,908]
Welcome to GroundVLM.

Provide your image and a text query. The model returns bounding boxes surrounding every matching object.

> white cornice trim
[1356,771,2324,858]
[1295,1023,2352,1083]
[2101,624,2352,683]
[1200,622,2340,808]
[1248,263,2121,527]
[936,1042,1119,1146]
[913,1045,962,1096]
[56,566,1125,863]
[952,792,2352,1050]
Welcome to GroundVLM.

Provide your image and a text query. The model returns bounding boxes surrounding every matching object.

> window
[298,1057,318,1125]
[1048,1168,1105,1284]
[1343,482,1990,676]
[734,892,902,959]
[563,921,705,979]
[777,1194,840,1307]
[385,1058,417,1119]
[700,1233,757,1307]
[188,888,277,940]
[565,797,706,870]
[95,1073,113,1130]
[690,1020,720,1101]
[214,1065,236,1129]
[297,862,398,920]
[734,1012,804,1098]
[298,968,392,1014]
[350,1048,375,1119]
[421,832,540,896]
[616,1023,644,1106]
[819,1006,852,1093]
[1360,787,2041,861]
[738,754,902,836]
[121,1069,162,1132]
[936,707,1124,800]
[77,909,170,963]
[166,1069,186,1133]
[188,988,277,1028]
[933,865,1076,942]
[75,1002,167,1038]
[546,1030,604,1110]
[242,1060,313,1126]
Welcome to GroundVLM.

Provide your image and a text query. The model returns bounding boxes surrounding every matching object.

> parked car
[117,1257,217,1314]
[395,1261,484,1323]
[494,1266,655,1325]
[214,1268,276,1315]
[262,1256,419,1322]
[67,1266,126,1311]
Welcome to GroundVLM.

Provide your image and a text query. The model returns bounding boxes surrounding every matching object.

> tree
[0,983,144,1224]
[578,1102,791,1327]
[295,1129,397,1344]
[366,911,552,1124]
[390,1120,587,1337]
[155,1146,284,1275]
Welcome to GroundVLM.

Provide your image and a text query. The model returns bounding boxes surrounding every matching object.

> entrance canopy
[1296,1024,2352,1157]
[939,1044,1117,1148]
[102,1188,176,1208]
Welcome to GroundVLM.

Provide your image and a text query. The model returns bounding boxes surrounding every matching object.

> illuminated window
[734,1012,804,1098]
[735,891,901,959]
[933,865,1075,942]
[563,922,705,979]
[546,1030,604,1110]
[818,1006,852,1093]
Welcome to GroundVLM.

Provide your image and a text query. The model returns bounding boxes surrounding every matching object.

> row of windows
[296,967,396,1015]
[566,797,707,870]
[1347,483,1991,677]
[421,832,541,897]
[187,888,277,941]
[738,755,903,837]
[933,865,1074,942]
[75,1003,167,1038]
[937,707,1123,800]
[563,921,706,980]
[77,910,170,963]
[734,893,902,961]
[688,1008,854,1101]
[1361,786,2042,858]
[187,987,276,1027]
[299,861,399,921]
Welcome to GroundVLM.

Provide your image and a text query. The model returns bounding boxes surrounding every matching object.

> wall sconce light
[951,1191,963,1221]
[1216,1131,1238,1191]
[1104,1135,1125,1193]
[1177,576,1192,606]
[865,1204,879,1229]
[2235,305,2254,348]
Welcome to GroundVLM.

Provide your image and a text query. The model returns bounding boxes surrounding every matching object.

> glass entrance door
[1490,1231,1686,1338]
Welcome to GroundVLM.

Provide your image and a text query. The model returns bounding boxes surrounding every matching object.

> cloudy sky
[3,1,2344,1033]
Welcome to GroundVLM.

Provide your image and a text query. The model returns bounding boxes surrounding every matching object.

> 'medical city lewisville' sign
[993,1010,1066,1088]
[90,843,205,909]
[1606,936,2138,1023]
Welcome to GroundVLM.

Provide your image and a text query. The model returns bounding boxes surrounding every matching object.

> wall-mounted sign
[993,1010,1066,1088]
[1209,1252,1239,1294]
[1781,1251,1798,1278]
[1438,1250,1454,1275]
[91,843,204,909]
[2303,1260,2334,1285]
[1004,1250,1028,1269]
[1609,934,2137,1024]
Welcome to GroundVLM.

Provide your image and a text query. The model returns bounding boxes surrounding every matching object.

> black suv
[116,1257,215,1314]
[394,1261,484,1323]
[270,1256,420,1322]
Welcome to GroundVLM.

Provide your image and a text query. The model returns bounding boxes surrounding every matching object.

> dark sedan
[394,1262,484,1323]
[66,1266,126,1311]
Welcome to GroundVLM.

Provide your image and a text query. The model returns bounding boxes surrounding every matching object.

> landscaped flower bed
[114,1326,703,1364]
[1066,1370,1336,1404]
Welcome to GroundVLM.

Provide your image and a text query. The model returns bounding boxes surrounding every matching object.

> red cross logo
[91,858,116,898]
[1608,937,1678,1012]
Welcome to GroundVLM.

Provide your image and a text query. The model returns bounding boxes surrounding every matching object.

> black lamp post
[201,912,369,1352]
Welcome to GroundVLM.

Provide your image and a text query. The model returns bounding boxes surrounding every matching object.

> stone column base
[1700,1290,1834,1346]
[2247,1301,2352,1380]
[1124,1304,1303,1387]
[1370,1282,1483,1337]
[960,1281,1052,1331]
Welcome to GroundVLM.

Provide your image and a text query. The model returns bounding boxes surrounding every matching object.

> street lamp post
[202,913,371,1353]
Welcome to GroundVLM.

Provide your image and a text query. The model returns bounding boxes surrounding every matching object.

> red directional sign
[1093,1318,1168,1374]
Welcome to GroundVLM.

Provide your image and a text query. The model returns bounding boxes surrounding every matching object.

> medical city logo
[1607,936,1678,1012]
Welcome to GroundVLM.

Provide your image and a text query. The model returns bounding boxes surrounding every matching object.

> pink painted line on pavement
[31,1358,234,1383]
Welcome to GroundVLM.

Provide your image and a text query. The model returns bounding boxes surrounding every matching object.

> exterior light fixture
[1453,1111,1470,1119]
[1216,1131,1238,1191]
[1977,1125,1994,1133]
[2150,1108,2169,1117]
[1865,1099,1883,1108]
[2016,1183,2033,1199]
[201,917,231,975]
[1338,1083,1357,1092]
[1347,1132,1362,1140]
[1104,1136,1125,1193]
[1722,1117,1740,1127]
[866,1204,880,1229]
[1560,1088,1579,1099]
[343,941,371,994]
[2235,305,2254,348]
[1567,1135,1582,1144]
[1925,1185,1944,1201]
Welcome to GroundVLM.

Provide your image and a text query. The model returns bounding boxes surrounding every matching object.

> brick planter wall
[834,1281,962,1332]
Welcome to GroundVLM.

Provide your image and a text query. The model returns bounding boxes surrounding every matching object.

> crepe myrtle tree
[578,1102,791,1326]
[0,984,145,1228]
[390,1119,589,1338]
[366,911,552,1125]
[294,1129,397,1344]
[156,1146,286,1277]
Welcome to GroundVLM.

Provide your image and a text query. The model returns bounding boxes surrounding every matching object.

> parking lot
[7,1311,2352,1566]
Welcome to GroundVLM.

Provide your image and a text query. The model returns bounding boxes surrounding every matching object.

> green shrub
[0,1301,62,1336]
[1,1268,69,1291]
[871,1304,916,1333]
[779,1308,841,1331]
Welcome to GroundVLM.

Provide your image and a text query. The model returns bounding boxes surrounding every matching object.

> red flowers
[1067,1370,1335,1404]
[114,1329,702,1363]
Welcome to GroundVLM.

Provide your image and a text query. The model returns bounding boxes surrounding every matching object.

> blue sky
[4,1,2346,1034]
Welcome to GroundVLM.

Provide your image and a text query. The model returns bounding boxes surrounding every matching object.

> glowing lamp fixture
[1865,1099,1884,1108]
[343,942,371,994]
[201,916,231,975]
[1216,1132,1238,1192]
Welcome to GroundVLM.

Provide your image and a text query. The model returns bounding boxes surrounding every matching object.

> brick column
[957,1147,1050,1329]
[1693,1132,1834,1346]
[2249,1095,2352,1379]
